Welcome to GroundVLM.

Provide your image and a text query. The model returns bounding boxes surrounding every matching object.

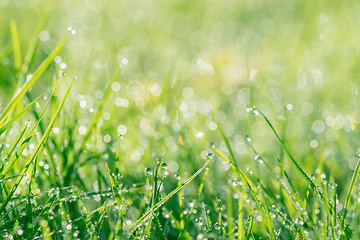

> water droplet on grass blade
[174,174,181,181]
[161,162,167,170]
[328,183,337,189]
[244,135,252,143]
[207,153,214,160]
[144,168,152,176]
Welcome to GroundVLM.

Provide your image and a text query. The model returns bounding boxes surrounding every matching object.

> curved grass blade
[106,164,125,238]
[216,123,237,167]
[342,157,360,229]
[0,30,69,126]
[33,193,57,227]
[0,95,43,136]
[212,145,257,192]
[0,76,75,214]
[0,122,28,173]
[129,159,211,236]
[258,109,353,236]
[0,75,64,180]
[18,2,56,84]
[10,21,22,71]
[178,167,209,239]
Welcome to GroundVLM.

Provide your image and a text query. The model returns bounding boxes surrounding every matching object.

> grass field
[1,0,360,239]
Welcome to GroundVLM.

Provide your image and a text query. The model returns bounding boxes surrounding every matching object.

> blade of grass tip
[0,95,43,136]
[0,75,64,180]
[95,202,108,237]
[144,159,164,239]
[0,29,69,126]
[216,123,237,167]
[342,155,360,229]
[178,167,209,239]
[245,210,254,240]
[0,76,75,214]
[129,159,212,237]
[10,21,22,72]
[106,164,125,237]
[18,2,56,83]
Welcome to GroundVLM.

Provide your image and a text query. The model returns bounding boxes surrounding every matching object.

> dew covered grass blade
[0,76,75,214]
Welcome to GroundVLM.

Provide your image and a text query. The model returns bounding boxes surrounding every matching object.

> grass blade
[342,157,360,229]
[129,159,211,236]
[0,75,64,180]
[178,167,209,239]
[10,21,22,71]
[0,76,75,214]
[0,95,42,136]
[0,30,69,126]
[217,123,237,167]
[106,163,125,238]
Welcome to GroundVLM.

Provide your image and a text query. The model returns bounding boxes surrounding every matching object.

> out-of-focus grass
[1,0,360,239]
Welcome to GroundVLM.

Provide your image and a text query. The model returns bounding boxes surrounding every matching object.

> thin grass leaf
[18,3,56,83]
[0,95,43,136]
[106,163,125,238]
[167,211,194,240]
[332,188,337,240]
[238,197,244,240]
[0,76,75,214]
[245,213,254,240]
[129,159,212,236]
[0,30,69,126]
[10,21,22,71]
[342,157,360,229]
[216,123,237,167]
[144,159,164,239]
[227,187,235,240]
[0,75,64,180]
[3,121,28,160]
[212,145,257,192]
[259,109,354,236]
[115,135,122,176]
[25,194,33,238]
[33,193,57,227]
[178,167,208,239]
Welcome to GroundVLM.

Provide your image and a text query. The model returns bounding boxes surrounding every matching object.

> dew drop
[207,153,214,160]
[251,107,258,116]
[174,174,181,181]
[328,183,337,189]
[244,135,252,143]
[144,168,153,177]
[161,162,167,171]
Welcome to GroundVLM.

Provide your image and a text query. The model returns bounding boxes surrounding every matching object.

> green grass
[1,0,360,239]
